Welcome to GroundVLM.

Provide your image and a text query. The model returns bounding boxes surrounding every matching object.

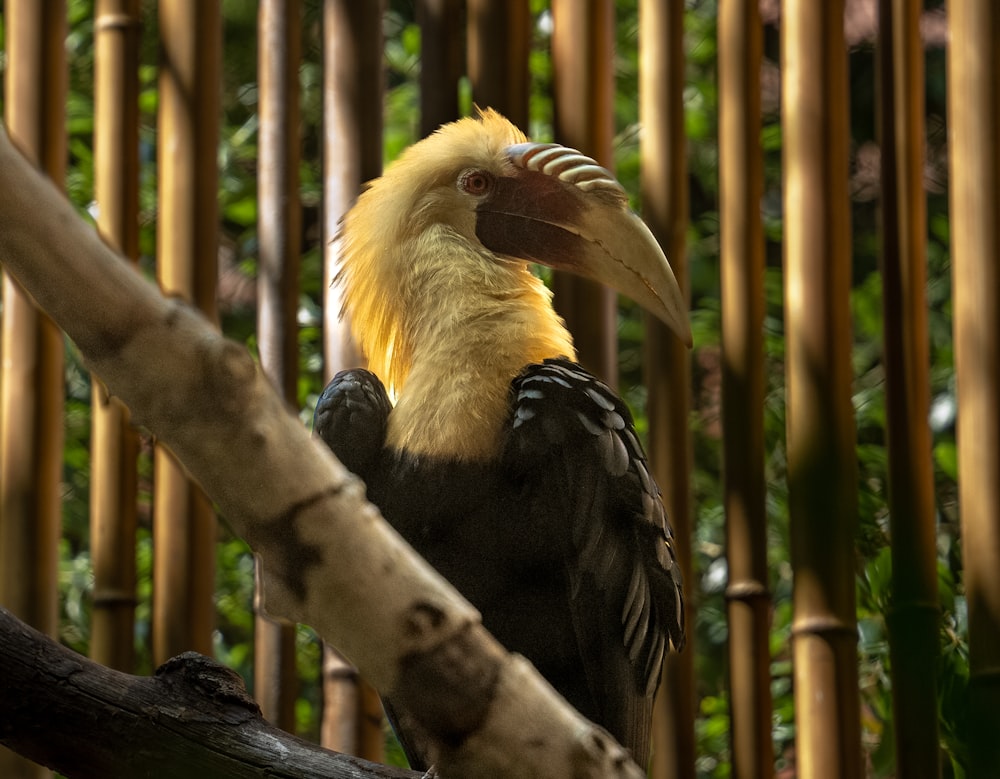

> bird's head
[337,108,691,394]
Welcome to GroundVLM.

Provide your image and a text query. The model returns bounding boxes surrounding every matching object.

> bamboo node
[790,615,857,640]
[94,14,142,34]
[724,579,771,602]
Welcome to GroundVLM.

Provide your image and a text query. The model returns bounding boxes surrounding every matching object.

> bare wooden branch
[0,607,416,779]
[0,122,645,779]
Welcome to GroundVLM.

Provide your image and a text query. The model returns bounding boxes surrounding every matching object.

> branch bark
[0,607,417,779]
[0,124,645,778]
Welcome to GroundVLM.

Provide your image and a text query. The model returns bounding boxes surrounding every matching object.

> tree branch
[0,125,644,777]
[0,608,417,779]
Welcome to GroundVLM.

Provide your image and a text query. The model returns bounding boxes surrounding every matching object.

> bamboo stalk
[549,0,618,386]
[90,0,142,675]
[947,2,1000,776]
[152,0,222,665]
[320,0,385,760]
[254,0,303,731]
[781,2,862,777]
[417,0,463,137]
[876,1,942,776]
[0,0,67,641]
[466,0,530,130]
[0,2,67,776]
[322,0,381,375]
[718,2,773,777]
[639,3,696,778]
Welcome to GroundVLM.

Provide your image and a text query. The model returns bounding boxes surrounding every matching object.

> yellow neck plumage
[338,219,575,462]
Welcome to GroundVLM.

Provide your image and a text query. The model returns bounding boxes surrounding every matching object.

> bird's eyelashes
[458,168,495,197]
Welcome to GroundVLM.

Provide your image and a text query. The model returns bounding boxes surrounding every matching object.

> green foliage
[16,0,963,775]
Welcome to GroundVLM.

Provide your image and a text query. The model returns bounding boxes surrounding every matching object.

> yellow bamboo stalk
[0,2,66,776]
[321,0,380,375]
[718,2,773,777]
[254,0,303,731]
[876,1,941,776]
[320,0,384,760]
[947,2,1000,776]
[549,0,618,386]
[417,0,463,137]
[0,0,67,639]
[152,0,221,665]
[782,2,862,778]
[466,0,530,130]
[90,0,141,674]
[639,2,695,778]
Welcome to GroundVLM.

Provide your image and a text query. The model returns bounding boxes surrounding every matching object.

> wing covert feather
[505,358,685,763]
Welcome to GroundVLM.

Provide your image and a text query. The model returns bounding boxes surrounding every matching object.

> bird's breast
[364,449,581,668]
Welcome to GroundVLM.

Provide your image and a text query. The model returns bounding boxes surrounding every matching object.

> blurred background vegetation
[0,0,962,776]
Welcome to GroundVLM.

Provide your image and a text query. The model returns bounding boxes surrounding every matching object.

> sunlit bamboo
[152,0,222,664]
[89,0,141,675]
[782,2,862,777]
[0,3,67,777]
[320,0,385,760]
[947,2,1000,776]
[254,0,303,731]
[718,1,774,776]
[639,2,696,778]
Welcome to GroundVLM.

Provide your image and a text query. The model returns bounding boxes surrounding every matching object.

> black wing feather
[505,358,685,764]
[313,368,391,480]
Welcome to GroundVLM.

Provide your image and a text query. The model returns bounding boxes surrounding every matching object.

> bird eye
[459,169,494,196]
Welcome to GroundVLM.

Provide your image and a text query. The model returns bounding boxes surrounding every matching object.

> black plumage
[314,357,684,767]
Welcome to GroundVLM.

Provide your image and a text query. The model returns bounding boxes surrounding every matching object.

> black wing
[313,368,391,480]
[504,357,685,764]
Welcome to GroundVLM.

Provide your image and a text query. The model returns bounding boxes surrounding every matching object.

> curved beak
[475,142,692,347]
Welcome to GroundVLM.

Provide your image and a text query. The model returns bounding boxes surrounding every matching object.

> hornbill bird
[314,109,690,769]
